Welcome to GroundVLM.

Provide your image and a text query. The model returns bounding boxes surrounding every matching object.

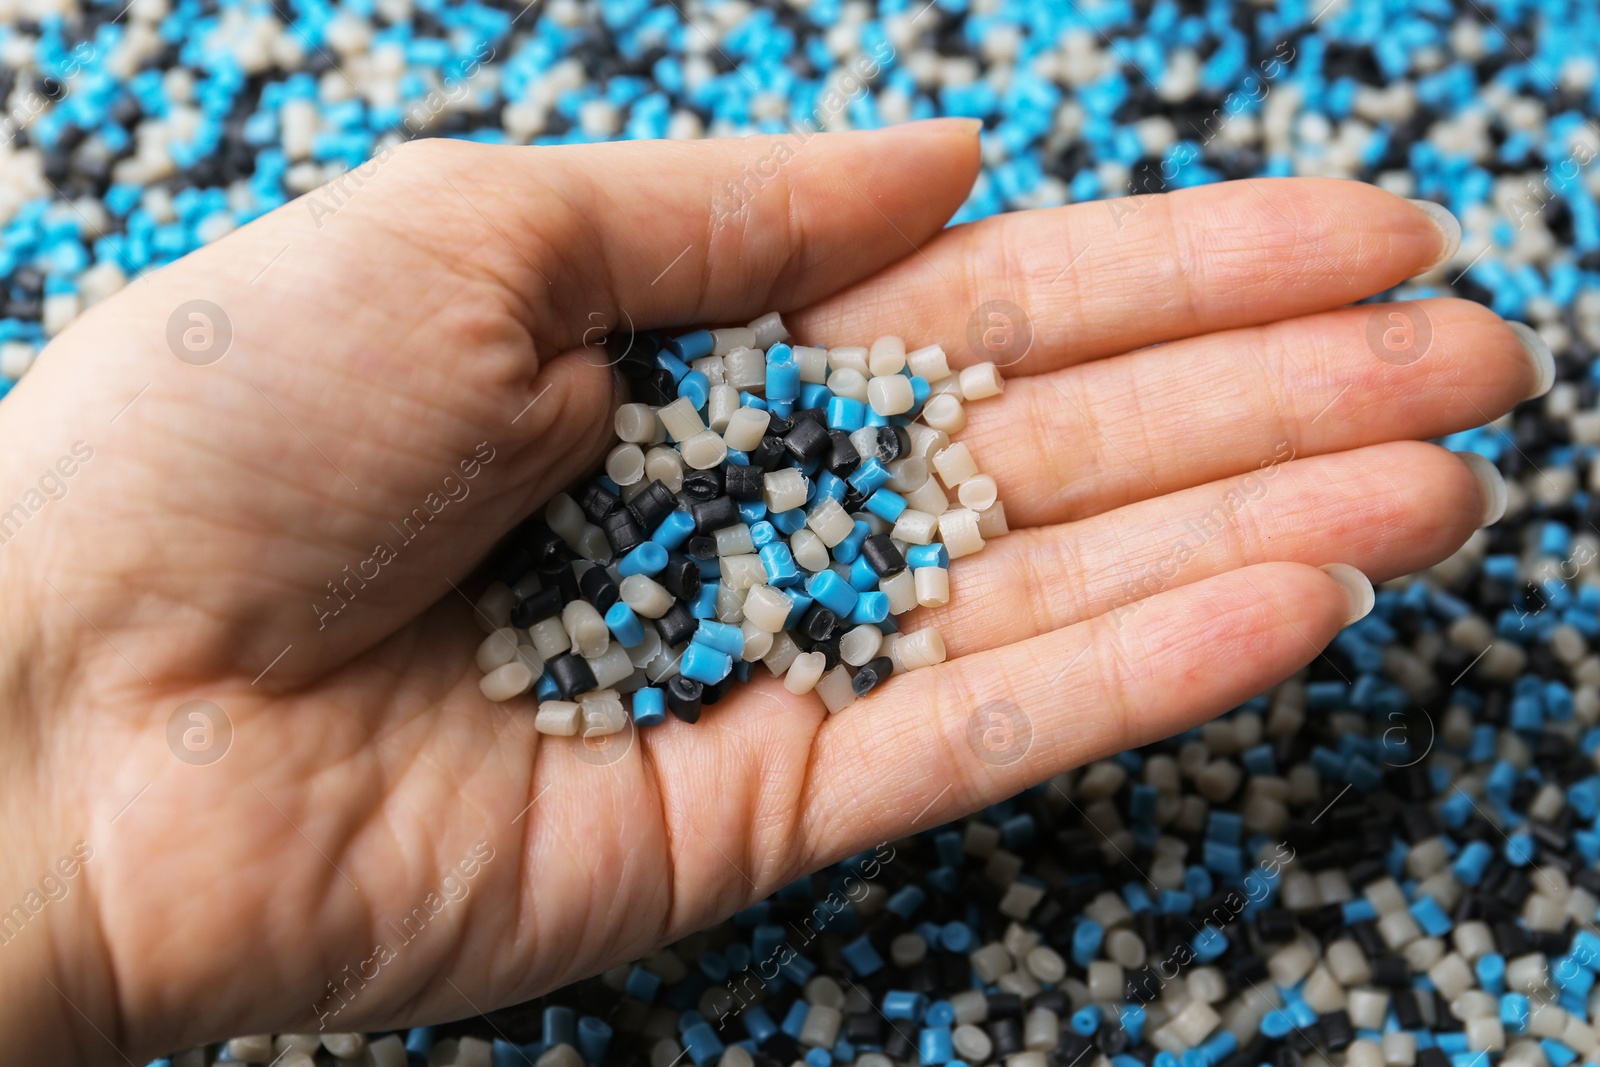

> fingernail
[901,117,983,136]
[1452,451,1508,527]
[1508,320,1556,399]
[1319,563,1375,626]
[1408,199,1461,270]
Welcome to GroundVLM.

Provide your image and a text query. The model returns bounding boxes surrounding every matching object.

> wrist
[0,791,122,1064]
[0,554,126,1063]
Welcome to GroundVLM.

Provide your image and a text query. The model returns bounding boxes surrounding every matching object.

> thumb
[396,118,984,346]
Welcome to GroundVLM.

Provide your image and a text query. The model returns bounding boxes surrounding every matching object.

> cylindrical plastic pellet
[575,524,611,564]
[1347,989,1390,1031]
[827,367,869,402]
[563,600,610,658]
[850,656,892,696]
[367,1035,406,1067]
[479,661,535,702]
[581,691,627,736]
[784,651,826,694]
[897,627,947,671]
[794,346,829,384]
[886,456,930,493]
[790,528,830,573]
[706,385,739,432]
[763,632,802,676]
[715,583,746,623]
[1347,1040,1385,1067]
[815,664,857,713]
[848,426,878,462]
[906,423,950,462]
[680,430,728,470]
[626,626,662,667]
[615,404,659,443]
[798,1004,842,1049]
[226,1037,274,1061]
[530,617,571,658]
[1023,1008,1058,1050]
[976,501,1010,538]
[891,509,939,545]
[828,346,869,375]
[657,397,704,441]
[867,374,915,416]
[953,1025,991,1063]
[1382,1032,1416,1067]
[914,566,951,608]
[840,624,883,666]
[534,700,585,735]
[748,311,788,347]
[868,335,907,376]
[744,585,793,632]
[764,468,809,512]
[721,554,767,590]
[539,1044,586,1067]
[906,343,951,381]
[475,582,514,633]
[741,620,774,661]
[588,643,634,690]
[923,393,966,432]
[689,361,724,393]
[806,498,855,546]
[322,1035,368,1059]
[881,570,918,615]
[712,327,756,355]
[606,443,646,486]
[620,575,673,618]
[652,1040,684,1067]
[904,478,950,517]
[477,627,521,673]
[724,348,766,391]
[643,447,685,492]
[547,493,586,544]
[932,442,979,487]
[723,407,771,451]
[510,570,543,601]
[715,524,755,556]
[958,474,998,512]
[939,508,986,559]
[959,361,1005,400]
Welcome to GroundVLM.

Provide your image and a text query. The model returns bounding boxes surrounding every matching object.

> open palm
[0,120,1542,1062]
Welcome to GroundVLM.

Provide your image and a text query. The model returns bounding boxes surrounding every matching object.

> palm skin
[0,121,1543,1063]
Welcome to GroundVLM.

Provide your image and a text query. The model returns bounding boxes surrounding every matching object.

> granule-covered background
[3,0,1599,1063]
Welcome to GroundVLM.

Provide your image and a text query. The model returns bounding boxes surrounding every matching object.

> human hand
[0,119,1543,1061]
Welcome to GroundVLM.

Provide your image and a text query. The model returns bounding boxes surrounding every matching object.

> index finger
[789,178,1458,376]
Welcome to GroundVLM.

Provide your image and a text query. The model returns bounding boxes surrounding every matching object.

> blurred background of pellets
[9,0,1600,1062]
